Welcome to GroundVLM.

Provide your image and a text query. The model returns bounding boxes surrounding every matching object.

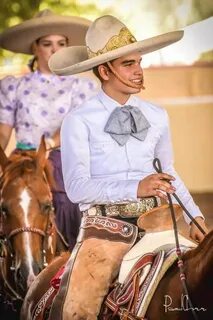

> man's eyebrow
[121,59,135,64]
[121,58,142,64]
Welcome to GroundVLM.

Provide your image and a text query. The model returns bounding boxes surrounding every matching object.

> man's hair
[92,60,115,82]
[92,63,109,82]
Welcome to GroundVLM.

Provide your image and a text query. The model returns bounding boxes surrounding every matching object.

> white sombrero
[0,9,91,54]
[48,15,184,76]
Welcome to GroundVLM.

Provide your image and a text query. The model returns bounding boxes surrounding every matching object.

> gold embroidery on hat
[87,27,137,58]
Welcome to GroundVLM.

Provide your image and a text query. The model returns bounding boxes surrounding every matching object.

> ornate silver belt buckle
[118,202,142,218]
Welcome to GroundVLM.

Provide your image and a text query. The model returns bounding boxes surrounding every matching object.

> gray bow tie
[104,105,150,146]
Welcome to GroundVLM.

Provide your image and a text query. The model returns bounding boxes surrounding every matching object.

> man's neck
[102,86,131,105]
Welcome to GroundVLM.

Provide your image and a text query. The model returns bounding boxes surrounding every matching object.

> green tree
[0,0,41,31]
[0,0,101,31]
[142,0,213,31]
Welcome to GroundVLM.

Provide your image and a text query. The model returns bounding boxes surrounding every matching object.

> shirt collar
[97,88,137,112]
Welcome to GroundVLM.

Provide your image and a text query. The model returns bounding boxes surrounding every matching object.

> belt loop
[100,205,107,216]
[155,197,161,207]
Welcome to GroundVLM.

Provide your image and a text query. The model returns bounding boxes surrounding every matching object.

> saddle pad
[119,230,196,283]
[136,250,178,317]
[103,249,178,318]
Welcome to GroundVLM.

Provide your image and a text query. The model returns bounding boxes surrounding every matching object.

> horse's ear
[36,135,47,169]
[0,145,9,170]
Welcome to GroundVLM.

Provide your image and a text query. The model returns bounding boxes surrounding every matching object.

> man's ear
[98,65,110,81]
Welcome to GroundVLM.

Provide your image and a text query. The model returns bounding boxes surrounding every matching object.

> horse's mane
[178,229,213,284]
[1,150,56,190]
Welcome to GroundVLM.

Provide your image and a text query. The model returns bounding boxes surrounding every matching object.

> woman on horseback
[0,9,97,251]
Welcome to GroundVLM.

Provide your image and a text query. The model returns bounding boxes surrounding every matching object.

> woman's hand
[137,173,176,200]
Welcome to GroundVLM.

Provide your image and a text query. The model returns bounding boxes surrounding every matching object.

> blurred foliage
[142,0,213,31]
[0,0,102,31]
[198,50,213,63]
[0,0,41,30]
[188,0,213,24]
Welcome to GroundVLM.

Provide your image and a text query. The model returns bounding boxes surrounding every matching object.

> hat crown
[86,15,136,58]
[34,9,54,18]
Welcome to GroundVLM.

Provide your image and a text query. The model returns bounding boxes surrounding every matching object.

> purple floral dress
[0,70,97,250]
[0,70,96,147]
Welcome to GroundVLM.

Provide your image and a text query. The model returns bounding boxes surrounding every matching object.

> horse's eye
[41,202,53,214]
[1,204,9,216]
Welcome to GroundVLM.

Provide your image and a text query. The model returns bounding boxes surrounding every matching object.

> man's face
[33,34,68,70]
[108,52,144,95]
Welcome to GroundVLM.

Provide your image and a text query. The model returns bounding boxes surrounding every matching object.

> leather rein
[153,158,206,320]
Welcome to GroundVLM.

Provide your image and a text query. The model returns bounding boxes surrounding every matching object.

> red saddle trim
[32,286,57,320]
[50,265,65,289]
[102,252,163,319]
[116,253,154,305]
[32,265,66,320]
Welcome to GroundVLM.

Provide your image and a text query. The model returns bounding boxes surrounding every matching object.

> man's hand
[190,216,208,242]
[137,173,176,200]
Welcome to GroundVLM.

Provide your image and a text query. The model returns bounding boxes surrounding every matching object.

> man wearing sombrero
[0,9,97,251]
[48,15,208,319]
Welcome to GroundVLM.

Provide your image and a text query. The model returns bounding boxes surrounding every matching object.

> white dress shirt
[61,89,202,224]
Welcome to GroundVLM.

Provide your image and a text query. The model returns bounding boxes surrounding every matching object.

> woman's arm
[0,123,13,150]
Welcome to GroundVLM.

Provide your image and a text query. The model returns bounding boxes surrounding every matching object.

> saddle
[101,230,196,318]
[100,204,195,318]
[32,204,191,319]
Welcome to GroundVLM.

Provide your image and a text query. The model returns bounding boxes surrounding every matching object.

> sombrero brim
[49,30,184,76]
[0,15,91,54]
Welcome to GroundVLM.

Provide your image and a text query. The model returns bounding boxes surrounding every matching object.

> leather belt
[83,197,160,219]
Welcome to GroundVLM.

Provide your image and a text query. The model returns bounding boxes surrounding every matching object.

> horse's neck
[181,232,213,314]
[186,232,213,286]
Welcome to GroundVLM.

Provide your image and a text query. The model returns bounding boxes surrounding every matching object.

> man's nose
[135,65,143,75]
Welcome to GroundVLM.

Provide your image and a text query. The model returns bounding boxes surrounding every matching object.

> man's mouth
[131,79,143,86]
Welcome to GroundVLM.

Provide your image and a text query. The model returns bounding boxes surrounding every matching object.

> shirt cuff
[182,204,204,225]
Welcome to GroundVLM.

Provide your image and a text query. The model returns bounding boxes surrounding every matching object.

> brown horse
[21,228,213,320]
[145,229,213,320]
[0,138,67,316]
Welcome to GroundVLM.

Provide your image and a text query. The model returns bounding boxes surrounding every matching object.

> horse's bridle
[0,175,55,302]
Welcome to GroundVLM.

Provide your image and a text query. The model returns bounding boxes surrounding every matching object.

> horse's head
[0,137,57,297]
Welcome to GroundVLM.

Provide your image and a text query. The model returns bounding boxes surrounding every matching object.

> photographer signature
[164,294,206,312]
